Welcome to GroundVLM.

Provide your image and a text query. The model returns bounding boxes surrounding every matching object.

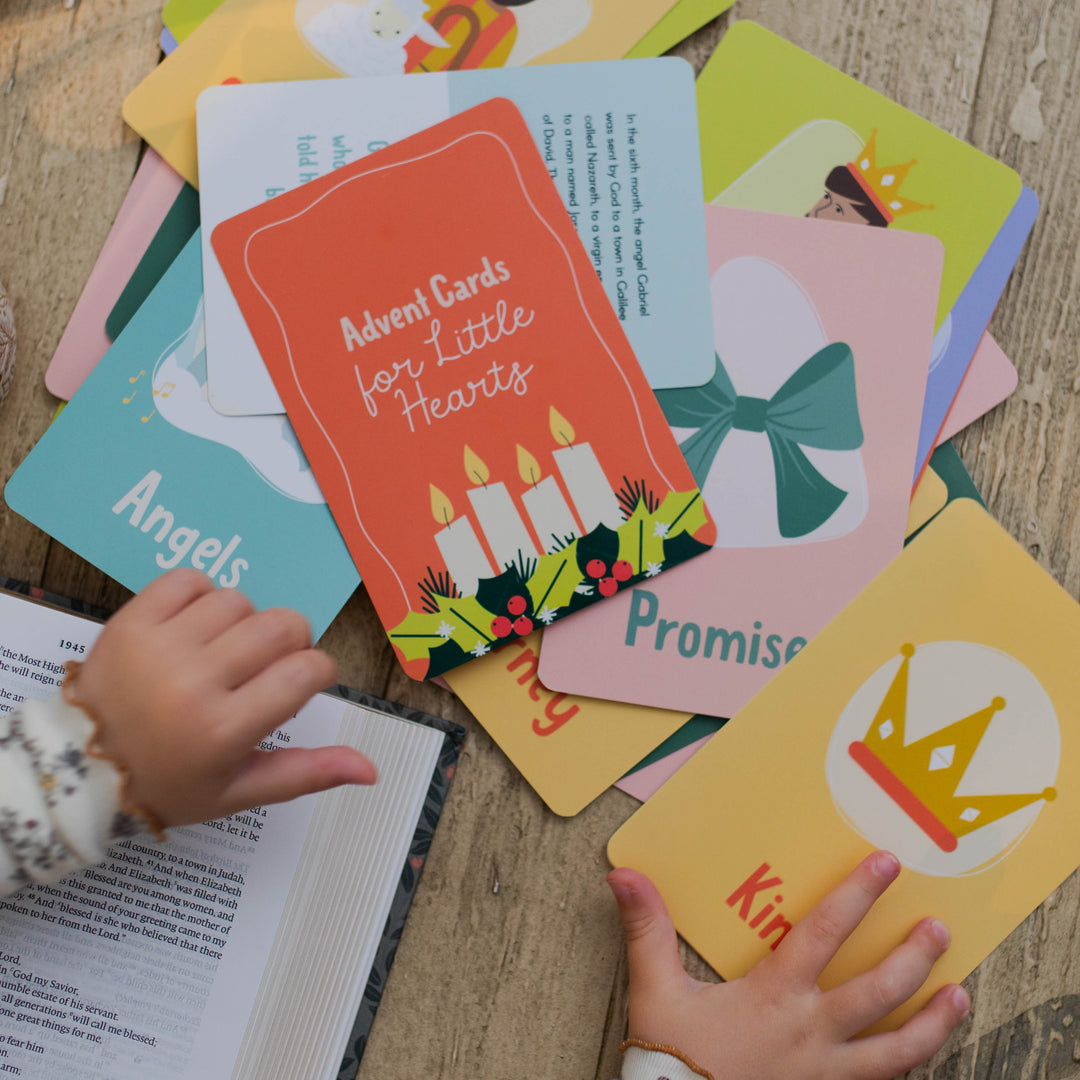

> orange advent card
[213,98,714,680]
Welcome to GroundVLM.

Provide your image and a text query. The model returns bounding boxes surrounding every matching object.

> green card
[621,713,727,779]
[163,0,226,42]
[697,22,1021,328]
[925,441,984,506]
[106,184,200,341]
[626,0,734,58]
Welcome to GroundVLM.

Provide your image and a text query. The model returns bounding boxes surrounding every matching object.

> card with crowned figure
[539,204,941,715]
[696,22,1027,480]
[607,499,1080,1030]
[698,22,1021,329]
[123,0,681,187]
[212,99,714,681]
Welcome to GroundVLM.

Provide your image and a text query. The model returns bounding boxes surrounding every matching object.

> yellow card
[904,465,947,537]
[445,632,690,816]
[123,0,679,187]
[609,500,1080,1029]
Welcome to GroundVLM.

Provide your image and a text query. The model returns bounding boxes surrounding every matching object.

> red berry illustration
[586,558,607,579]
[612,559,633,582]
[512,615,534,636]
[491,616,513,638]
[507,594,528,616]
[598,577,618,597]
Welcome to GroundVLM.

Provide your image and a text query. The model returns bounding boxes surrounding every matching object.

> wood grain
[2,1,1079,1077]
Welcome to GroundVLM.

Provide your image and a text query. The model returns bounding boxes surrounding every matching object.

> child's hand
[608,851,969,1080]
[68,569,376,828]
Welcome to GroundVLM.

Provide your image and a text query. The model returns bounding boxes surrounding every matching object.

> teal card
[7,232,359,637]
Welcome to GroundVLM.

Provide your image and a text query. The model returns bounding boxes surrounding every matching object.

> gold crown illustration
[848,644,1056,853]
[846,130,934,223]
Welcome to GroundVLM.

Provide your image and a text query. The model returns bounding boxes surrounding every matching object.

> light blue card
[196,58,713,413]
[914,186,1038,481]
[6,232,359,638]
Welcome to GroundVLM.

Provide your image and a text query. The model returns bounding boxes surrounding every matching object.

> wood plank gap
[965,0,1006,147]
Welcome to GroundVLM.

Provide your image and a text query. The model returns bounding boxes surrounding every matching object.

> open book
[0,582,462,1079]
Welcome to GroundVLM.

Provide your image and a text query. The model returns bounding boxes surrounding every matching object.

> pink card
[538,206,943,716]
[936,332,1018,445]
[615,732,715,802]
[45,149,185,400]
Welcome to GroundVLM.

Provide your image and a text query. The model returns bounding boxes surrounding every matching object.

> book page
[0,592,328,1077]
[0,590,448,1079]
[0,590,104,712]
[0,707,335,1078]
[230,706,445,1079]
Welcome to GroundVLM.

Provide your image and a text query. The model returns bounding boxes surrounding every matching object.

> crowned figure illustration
[713,121,934,224]
[713,123,952,367]
[826,641,1060,877]
[806,129,935,228]
[657,255,867,548]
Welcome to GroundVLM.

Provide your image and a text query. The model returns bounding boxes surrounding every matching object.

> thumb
[220,745,378,816]
[608,867,686,994]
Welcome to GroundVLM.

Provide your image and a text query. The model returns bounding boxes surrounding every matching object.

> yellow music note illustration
[141,409,156,423]
[153,381,176,400]
[123,371,146,405]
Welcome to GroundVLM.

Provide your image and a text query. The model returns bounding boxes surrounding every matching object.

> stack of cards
[12,9,1066,1026]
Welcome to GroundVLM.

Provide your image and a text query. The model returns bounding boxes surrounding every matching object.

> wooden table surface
[2,1,1079,1077]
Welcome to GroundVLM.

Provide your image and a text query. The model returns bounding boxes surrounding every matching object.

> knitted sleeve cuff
[618,1045,705,1080]
[0,695,137,896]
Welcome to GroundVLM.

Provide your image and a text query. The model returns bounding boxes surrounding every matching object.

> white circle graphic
[825,641,1059,877]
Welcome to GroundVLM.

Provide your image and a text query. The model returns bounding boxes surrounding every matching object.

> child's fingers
[607,868,686,997]
[825,917,951,1038]
[218,745,378,815]
[111,568,215,628]
[164,584,256,645]
[838,983,969,1080]
[765,851,900,989]
[228,648,338,741]
[205,608,314,688]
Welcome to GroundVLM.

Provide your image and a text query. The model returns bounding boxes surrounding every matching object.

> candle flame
[550,406,575,447]
[517,444,542,486]
[463,444,490,486]
[430,484,454,526]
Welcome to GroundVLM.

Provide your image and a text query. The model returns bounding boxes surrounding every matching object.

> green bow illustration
[656,343,864,539]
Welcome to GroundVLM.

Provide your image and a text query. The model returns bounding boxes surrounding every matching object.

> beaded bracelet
[61,660,168,841]
[619,1038,715,1080]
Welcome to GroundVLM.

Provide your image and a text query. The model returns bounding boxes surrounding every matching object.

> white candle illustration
[431,484,493,596]
[518,443,580,553]
[549,406,623,531]
[464,445,539,572]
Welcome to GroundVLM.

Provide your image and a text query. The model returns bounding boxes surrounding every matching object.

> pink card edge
[45,149,185,399]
